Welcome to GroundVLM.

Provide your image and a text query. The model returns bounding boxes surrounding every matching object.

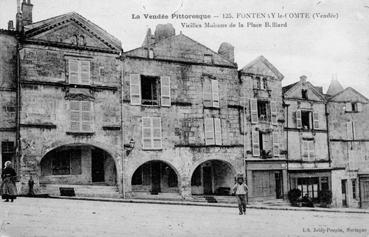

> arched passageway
[131,160,179,194]
[191,160,236,195]
[40,145,117,185]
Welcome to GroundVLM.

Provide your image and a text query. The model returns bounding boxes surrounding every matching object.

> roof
[124,33,236,68]
[328,87,369,103]
[23,12,122,52]
[240,55,284,80]
[326,79,344,96]
[283,79,327,102]
[282,82,298,94]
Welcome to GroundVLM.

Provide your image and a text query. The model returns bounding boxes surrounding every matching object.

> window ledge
[66,131,95,136]
[203,106,220,110]
[142,148,163,151]
[20,123,57,129]
[102,125,121,131]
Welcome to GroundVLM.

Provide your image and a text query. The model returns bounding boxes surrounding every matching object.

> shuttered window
[313,112,319,129]
[68,59,90,85]
[250,99,258,124]
[252,130,260,156]
[203,78,220,108]
[69,100,93,132]
[296,110,302,129]
[160,76,171,107]
[345,102,352,112]
[130,74,141,105]
[273,131,280,157]
[270,101,277,125]
[142,117,162,149]
[204,118,215,145]
[302,140,315,161]
[214,118,222,145]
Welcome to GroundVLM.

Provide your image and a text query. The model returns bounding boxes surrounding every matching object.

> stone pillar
[246,169,253,201]
[180,176,192,200]
[282,169,288,199]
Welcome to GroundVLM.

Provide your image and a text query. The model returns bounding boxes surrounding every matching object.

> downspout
[325,103,332,191]
[15,41,22,177]
[119,53,125,199]
[284,101,290,190]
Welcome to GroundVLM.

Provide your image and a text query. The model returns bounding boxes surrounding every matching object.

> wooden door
[151,162,161,194]
[91,149,105,183]
[203,166,212,194]
[341,179,347,207]
[360,178,369,208]
[253,171,276,198]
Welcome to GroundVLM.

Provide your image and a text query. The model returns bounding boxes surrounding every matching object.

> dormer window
[302,89,308,100]
[346,102,362,113]
[148,49,154,59]
[254,76,267,90]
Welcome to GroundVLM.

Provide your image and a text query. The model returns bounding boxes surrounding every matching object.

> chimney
[218,42,234,62]
[300,75,307,83]
[142,28,155,47]
[21,0,33,26]
[16,0,23,31]
[8,21,15,31]
[154,24,175,43]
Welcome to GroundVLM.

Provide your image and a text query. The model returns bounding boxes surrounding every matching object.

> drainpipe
[15,41,22,178]
[119,54,126,199]
[284,101,290,190]
[325,103,332,191]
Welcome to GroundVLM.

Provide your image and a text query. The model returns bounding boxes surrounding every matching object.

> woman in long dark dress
[1,161,17,202]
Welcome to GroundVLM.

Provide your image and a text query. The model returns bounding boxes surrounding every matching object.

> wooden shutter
[296,110,302,129]
[80,61,90,84]
[214,118,222,145]
[313,112,319,129]
[347,121,353,140]
[68,59,79,84]
[308,141,315,160]
[212,80,220,108]
[357,103,362,112]
[152,117,162,149]
[270,101,277,125]
[250,99,258,124]
[273,131,280,157]
[81,101,93,132]
[130,74,141,105]
[252,130,260,156]
[352,121,356,139]
[346,102,352,112]
[70,101,80,131]
[204,118,215,145]
[203,79,212,107]
[161,76,171,107]
[142,117,152,149]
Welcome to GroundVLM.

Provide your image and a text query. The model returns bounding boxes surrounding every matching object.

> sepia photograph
[0,0,368,236]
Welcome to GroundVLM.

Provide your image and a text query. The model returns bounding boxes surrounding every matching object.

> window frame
[67,59,91,85]
[142,117,162,150]
[69,100,94,133]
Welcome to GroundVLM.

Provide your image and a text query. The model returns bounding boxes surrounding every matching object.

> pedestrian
[233,175,248,215]
[0,161,18,202]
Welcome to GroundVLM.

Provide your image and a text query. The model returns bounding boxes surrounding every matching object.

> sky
[1,0,369,97]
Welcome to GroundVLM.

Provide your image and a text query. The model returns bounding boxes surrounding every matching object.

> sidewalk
[32,195,369,214]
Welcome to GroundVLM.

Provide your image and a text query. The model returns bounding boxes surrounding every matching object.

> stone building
[0,29,17,173]
[326,80,369,208]
[6,1,124,197]
[238,56,288,201]
[121,24,244,199]
[283,76,331,203]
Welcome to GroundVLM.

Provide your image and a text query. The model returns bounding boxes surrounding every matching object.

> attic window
[148,49,154,59]
[302,89,308,100]
[204,54,213,64]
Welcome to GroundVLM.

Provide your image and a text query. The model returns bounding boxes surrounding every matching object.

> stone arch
[190,159,237,195]
[130,159,180,194]
[39,143,119,186]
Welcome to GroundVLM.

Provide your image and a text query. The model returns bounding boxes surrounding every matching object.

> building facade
[327,83,369,208]
[283,76,331,202]
[238,56,288,201]
[122,24,244,199]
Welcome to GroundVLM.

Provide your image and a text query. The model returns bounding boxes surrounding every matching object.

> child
[233,175,248,215]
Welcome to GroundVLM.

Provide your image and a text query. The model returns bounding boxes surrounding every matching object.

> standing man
[233,174,248,215]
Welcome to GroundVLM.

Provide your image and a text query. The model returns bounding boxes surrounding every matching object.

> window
[346,102,362,113]
[142,117,162,149]
[258,100,269,122]
[254,76,267,90]
[252,130,260,156]
[130,74,171,107]
[204,118,222,145]
[297,177,319,199]
[352,179,357,199]
[69,100,94,133]
[301,89,308,100]
[51,149,81,175]
[296,110,318,130]
[1,142,14,168]
[148,49,154,59]
[68,59,90,85]
[204,54,213,64]
[302,140,315,161]
[203,78,219,108]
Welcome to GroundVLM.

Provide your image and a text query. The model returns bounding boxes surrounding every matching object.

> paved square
[0,198,368,237]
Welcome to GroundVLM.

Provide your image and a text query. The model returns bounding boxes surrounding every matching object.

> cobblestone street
[0,198,368,237]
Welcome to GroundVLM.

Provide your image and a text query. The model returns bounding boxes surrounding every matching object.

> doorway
[341,179,347,207]
[275,172,283,199]
[91,149,105,182]
[151,161,161,194]
[203,166,213,194]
